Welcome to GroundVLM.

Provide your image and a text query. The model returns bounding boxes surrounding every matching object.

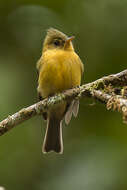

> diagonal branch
[0,69,127,136]
[82,69,127,89]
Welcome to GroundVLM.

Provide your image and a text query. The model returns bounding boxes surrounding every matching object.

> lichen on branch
[0,69,127,136]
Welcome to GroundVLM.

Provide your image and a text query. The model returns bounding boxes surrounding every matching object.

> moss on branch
[0,69,127,136]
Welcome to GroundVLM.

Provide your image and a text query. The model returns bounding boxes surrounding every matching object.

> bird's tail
[42,116,63,154]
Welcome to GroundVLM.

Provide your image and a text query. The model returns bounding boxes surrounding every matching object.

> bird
[37,28,84,154]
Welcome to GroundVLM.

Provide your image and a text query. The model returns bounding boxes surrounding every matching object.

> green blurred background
[0,0,127,189]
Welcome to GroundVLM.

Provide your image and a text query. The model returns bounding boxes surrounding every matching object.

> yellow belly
[38,49,82,98]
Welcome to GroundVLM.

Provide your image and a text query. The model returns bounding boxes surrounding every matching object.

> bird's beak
[64,36,75,49]
[66,36,75,43]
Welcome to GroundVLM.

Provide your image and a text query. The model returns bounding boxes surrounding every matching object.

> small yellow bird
[37,28,84,154]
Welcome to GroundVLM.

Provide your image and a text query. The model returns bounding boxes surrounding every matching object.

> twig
[82,69,127,89]
[0,69,127,136]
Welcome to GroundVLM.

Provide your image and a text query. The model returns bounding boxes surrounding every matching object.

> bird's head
[42,28,74,52]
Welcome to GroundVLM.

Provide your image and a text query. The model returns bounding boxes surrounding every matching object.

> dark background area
[0,0,127,189]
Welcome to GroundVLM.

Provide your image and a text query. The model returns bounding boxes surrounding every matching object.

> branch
[0,69,127,136]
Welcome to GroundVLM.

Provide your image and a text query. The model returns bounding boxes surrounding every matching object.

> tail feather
[42,117,63,154]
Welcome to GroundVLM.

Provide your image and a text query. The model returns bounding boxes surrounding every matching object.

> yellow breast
[38,49,83,98]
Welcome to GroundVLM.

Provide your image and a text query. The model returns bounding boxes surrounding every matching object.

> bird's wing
[65,100,79,125]
[72,100,79,117]
[65,101,74,125]
[65,56,83,125]
[78,56,84,75]
[36,57,43,73]
[36,56,44,98]
[36,57,47,120]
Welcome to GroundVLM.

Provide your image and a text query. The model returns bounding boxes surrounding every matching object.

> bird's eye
[54,40,60,46]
